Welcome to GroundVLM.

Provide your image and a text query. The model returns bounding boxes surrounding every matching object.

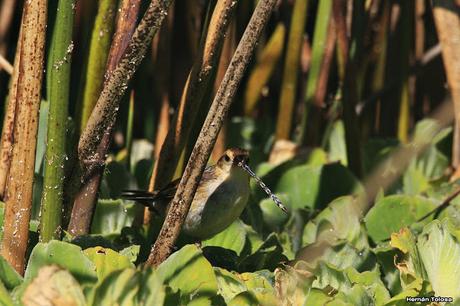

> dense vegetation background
[0,0,459,305]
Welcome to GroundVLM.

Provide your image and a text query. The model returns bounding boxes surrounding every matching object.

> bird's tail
[121,190,158,212]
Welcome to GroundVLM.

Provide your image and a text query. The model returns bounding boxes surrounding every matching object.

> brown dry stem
[146,0,278,267]
[148,0,240,194]
[0,0,47,274]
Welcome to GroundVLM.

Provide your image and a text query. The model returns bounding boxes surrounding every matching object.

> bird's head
[216,148,249,173]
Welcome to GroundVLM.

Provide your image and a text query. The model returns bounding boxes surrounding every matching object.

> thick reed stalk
[297,0,332,144]
[78,0,117,132]
[0,0,47,274]
[40,0,76,242]
[69,0,172,236]
[432,0,460,167]
[275,0,308,140]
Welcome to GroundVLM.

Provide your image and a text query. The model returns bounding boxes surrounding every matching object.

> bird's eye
[224,154,231,162]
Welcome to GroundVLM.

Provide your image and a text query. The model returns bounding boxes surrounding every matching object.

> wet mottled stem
[0,25,21,199]
[68,0,142,236]
[146,0,278,267]
[275,0,308,140]
[432,0,460,168]
[148,0,239,193]
[40,0,76,242]
[0,0,47,274]
[78,0,117,132]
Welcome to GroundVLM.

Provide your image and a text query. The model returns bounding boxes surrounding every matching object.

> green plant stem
[78,0,117,132]
[397,1,413,143]
[146,0,278,267]
[297,0,332,144]
[275,0,308,140]
[40,0,76,242]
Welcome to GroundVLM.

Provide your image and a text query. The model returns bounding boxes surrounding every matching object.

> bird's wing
[121,165,215,210]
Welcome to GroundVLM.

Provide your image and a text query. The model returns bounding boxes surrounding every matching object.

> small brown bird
[122,148,286,239]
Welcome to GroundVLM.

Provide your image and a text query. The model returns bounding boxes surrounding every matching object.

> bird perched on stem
[122,148,286,239]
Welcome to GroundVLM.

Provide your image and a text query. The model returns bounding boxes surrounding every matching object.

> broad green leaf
[25,241,97,286]
[0,255,22,289]
[363,138,399,175]
[417,219,460,298]
[269,163,361,210]
[88,268,140,306]
[311,263,390,305]
[202,220,247,256]
[327,120,348,166]
[0,281,13,306]
[137,268,166,306]
[238,234,287,272]
[91,199,137,237]
[228,291,259,306]
[299,196,368,270]
[259,194,290,230]
[365,195,435,242]
[22,265,85,306]
[84,246,134,281]
[240,271,277,306]
[156,244,218,305]
[214,268,247,303]
[120,245,140,263]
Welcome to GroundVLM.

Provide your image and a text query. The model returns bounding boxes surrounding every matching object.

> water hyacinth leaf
[84,246,134,282]
[417,219,460,298]
[0,255,22,289]
[0,281,13,306]
[240,271,277,305]
[365,195,436,242]
[156,244,218,304]
[87,268,140,306]
[228,291,259,306]
[311,263,390,305]
[119,245,140,263]
[256,162,361,210]
[259,194,290,230]
[22,265,85,306]
[202,220,247,256]
[137,268,166,306]
[299,196,369,270]
[90,199,137,237]
[238,233,287,272]
[25,241,97,286]
[214,268,247,303]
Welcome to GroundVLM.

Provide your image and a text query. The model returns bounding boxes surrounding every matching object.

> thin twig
[0,54,13,75]
[418,186,460,222]
[146,0,278,267]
